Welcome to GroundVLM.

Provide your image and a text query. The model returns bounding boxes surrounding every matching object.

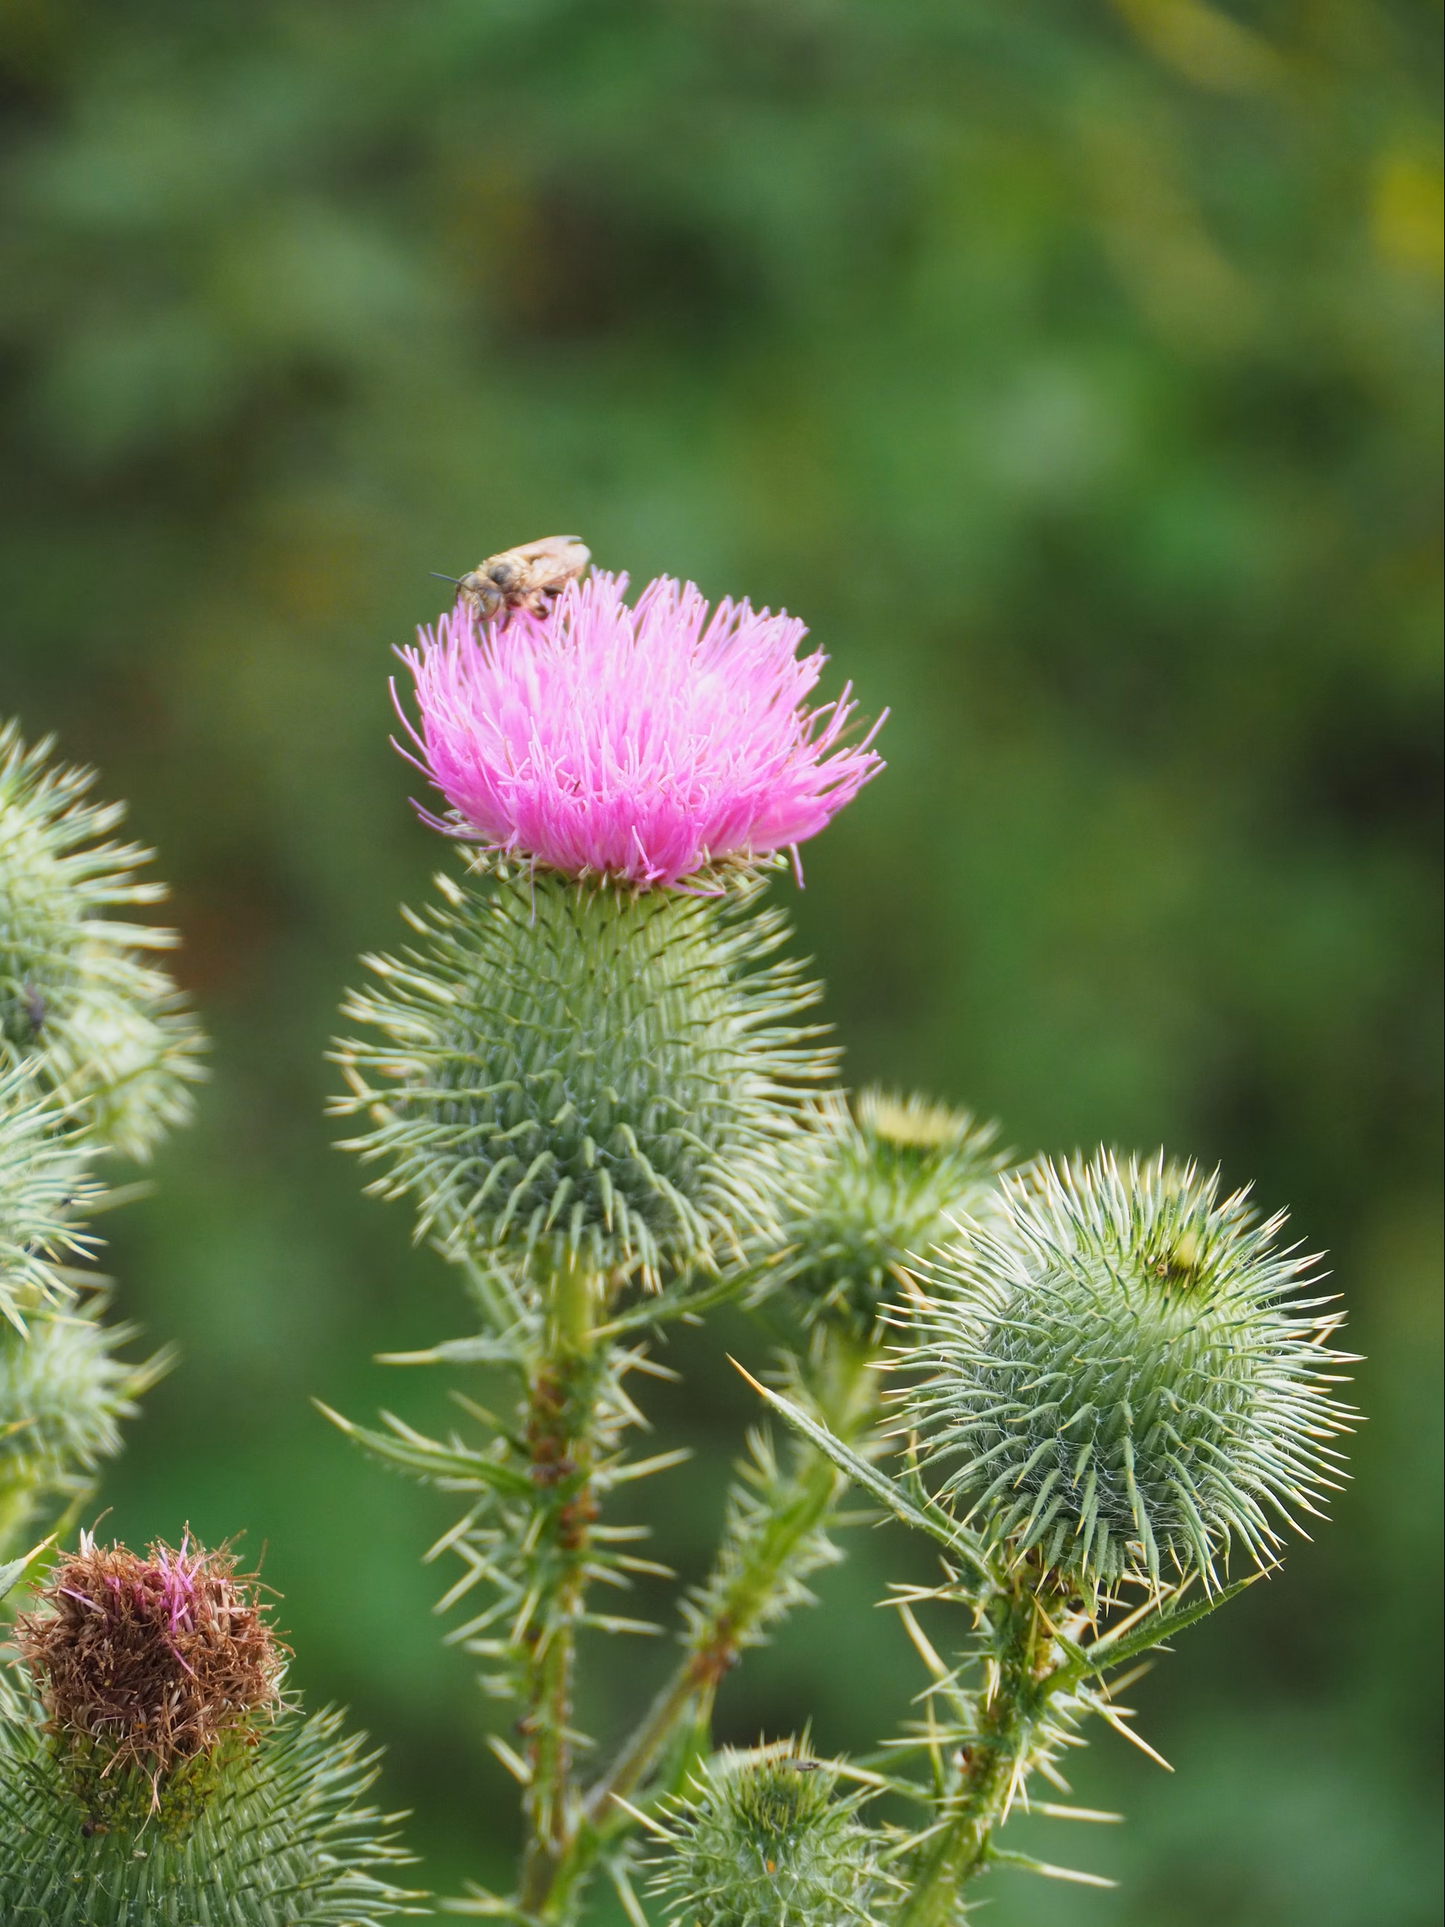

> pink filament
[396,571,884,889]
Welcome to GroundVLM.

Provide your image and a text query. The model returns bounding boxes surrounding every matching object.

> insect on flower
[447,535,591,627]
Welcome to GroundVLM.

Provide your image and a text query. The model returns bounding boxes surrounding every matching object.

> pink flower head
[395,571,884,888]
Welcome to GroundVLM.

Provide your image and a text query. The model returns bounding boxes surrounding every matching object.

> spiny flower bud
[335,867,830,1285]
[649,1739,887,1927]
[0,1065,99,1328]
[900,1151,1356,1592]
[0,1307,161,1531]
[0,719,204,1161]
[773,1088,1005,1336]
[2,1534,420,1920]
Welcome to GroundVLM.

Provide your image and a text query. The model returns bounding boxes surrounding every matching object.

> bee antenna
[430,571,463,586]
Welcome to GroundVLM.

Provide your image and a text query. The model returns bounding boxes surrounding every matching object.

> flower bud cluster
[901,1150,1356,1592]
[326,557,1360,1921]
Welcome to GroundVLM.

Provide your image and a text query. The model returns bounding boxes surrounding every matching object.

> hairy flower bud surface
[649,1741,885,1927]
[0,721,204,1159]
[775,1088,1005,1336]
[336,869,829,1283]
[900,1151,1356,1590]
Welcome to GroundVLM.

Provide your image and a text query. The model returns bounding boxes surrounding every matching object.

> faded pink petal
[395,571,884,889]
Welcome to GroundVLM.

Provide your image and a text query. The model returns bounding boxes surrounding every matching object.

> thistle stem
[534,1329,881,1916]
[516,1256,606,1915]
[896,1588,1059,1925]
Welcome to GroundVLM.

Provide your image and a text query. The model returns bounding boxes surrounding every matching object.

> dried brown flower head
[15,1532,282,1782]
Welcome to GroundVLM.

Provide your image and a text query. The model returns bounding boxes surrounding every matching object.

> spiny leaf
[315,1401,533,1497]
[728,1360,998,1585]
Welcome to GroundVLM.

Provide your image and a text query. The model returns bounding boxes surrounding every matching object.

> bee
[445,535,590,627]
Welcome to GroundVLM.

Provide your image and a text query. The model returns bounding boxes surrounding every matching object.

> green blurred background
[2,0,1440,1919]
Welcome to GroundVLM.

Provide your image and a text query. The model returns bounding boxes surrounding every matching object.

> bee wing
[514,535,590,590]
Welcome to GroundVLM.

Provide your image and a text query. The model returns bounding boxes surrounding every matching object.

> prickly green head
[772,1088,1005,1336]
[335,865,829,1286]
[900,1150,1356,1592]
[0,721,204,1160]
[0,1065,99,1329]
[649,1738,886,1927]
[0,1306,166,1537]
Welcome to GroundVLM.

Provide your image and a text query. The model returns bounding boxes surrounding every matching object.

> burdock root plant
[324,553,1359,1923]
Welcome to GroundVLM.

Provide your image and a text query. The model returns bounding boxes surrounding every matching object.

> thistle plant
[0,552,1358,1921]
[0,717,421,1920]
[325,557,1357,1925]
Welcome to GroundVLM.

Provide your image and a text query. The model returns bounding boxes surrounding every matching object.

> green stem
[516,1256,606,1917]
[535,1328,882,1917]
[896,1587,1060,1926]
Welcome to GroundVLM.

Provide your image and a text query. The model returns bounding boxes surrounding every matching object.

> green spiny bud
[0,720,205,1161]
[900,1150,1357,1592]
[0,1065,99,1329]
[1,1534,420,1922]
[0,1306,166,1541]
[772,1087,1005,1336]
[39,951,205,1163]
[649,1739,887,1927]
[335,866,829,1285]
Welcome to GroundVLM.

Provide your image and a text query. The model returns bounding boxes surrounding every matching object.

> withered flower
[16,1532,282,1784]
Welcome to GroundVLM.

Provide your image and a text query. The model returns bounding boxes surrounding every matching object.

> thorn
[991,1847,1119,1887]
[895,1602,951,1683]
[1032,1801,1124,1823]
[1097,1704,1173,1772]
[727,1354,769,1397]
[608,1793,674,1840]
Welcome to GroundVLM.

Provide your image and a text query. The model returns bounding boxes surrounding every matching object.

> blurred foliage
[0,0,1439,1919]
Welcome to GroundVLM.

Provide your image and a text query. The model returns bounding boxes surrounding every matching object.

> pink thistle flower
[395,571,884,889]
